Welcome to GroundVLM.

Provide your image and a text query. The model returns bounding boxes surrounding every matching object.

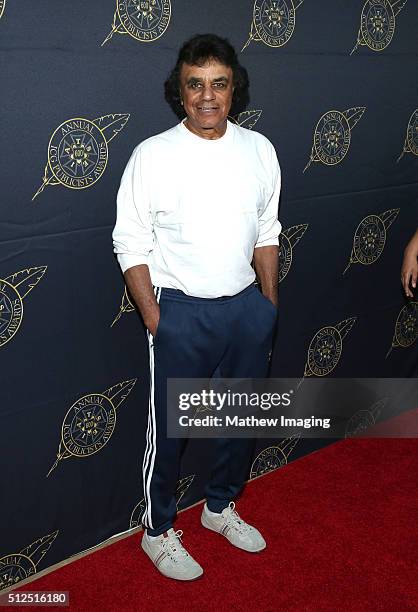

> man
[112,34,281,581]
[401,228,418,297]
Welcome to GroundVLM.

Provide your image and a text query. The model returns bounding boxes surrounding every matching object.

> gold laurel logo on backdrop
[102,0,171,46]
[46,379,137,477]
[0,267,47,349]
[32,115,130,201]
[0,531,58,592]
[229,109,263,130]
[193,402,212,417]
[0,1,6,20]
[279,224,308,283]
[343,208,400,274]
[396,108,418,162]
[303,107,366,172]
[345,398,386,438]
[111,286,135,327]
[242,0,305,52]
[386,301,417,358]
[350,0,408,55]
[304,317,357,377]
[111,110,262,326]
[130,475,194,528]
[250,435,300,479]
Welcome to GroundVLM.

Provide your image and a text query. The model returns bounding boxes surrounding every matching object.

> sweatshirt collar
[178,118,233,144]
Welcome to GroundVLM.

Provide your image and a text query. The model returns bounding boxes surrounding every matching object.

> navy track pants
[141,282,277,536]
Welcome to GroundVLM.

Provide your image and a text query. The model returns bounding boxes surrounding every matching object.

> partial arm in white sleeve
[255,144,282,248]
[112,145,154,273]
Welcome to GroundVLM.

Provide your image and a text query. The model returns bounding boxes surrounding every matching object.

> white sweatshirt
[112,119,281,298]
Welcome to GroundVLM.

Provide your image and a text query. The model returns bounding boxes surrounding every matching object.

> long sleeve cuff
[116,253,149,274]
[255,219,282,248]
[255,236,280,248]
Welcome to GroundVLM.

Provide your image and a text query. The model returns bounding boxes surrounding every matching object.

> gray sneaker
[141,528,203,581]
[201,501,266,553]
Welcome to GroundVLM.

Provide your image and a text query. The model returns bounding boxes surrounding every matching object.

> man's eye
[190,83,202,88]
[214,83,226,88]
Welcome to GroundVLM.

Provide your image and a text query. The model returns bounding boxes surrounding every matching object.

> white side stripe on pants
[141,285,162,529]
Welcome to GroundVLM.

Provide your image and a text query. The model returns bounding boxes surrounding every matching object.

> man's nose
[201,84,216,100]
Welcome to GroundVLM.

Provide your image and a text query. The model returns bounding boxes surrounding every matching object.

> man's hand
[401,229,418,298]
[143,307,160,337]
[253,244,279,306]
[124,264,160,336]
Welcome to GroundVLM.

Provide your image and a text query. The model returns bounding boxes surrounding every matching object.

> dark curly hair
[164,33,250,120]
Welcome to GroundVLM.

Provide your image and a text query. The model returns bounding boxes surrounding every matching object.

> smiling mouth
[198,107,219,112]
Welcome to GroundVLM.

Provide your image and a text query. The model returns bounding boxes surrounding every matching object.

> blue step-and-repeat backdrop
[0,0,417,588]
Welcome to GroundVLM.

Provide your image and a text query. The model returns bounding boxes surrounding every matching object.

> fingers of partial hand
[401,267,417,297]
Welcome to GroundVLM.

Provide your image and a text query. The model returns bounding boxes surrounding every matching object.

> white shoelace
[223,502,252,534]
[162,529,189,562]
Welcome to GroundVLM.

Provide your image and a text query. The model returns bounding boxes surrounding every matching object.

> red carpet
[10,436,418,611]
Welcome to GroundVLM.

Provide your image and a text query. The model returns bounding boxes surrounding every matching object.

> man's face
[179,59,234,138]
